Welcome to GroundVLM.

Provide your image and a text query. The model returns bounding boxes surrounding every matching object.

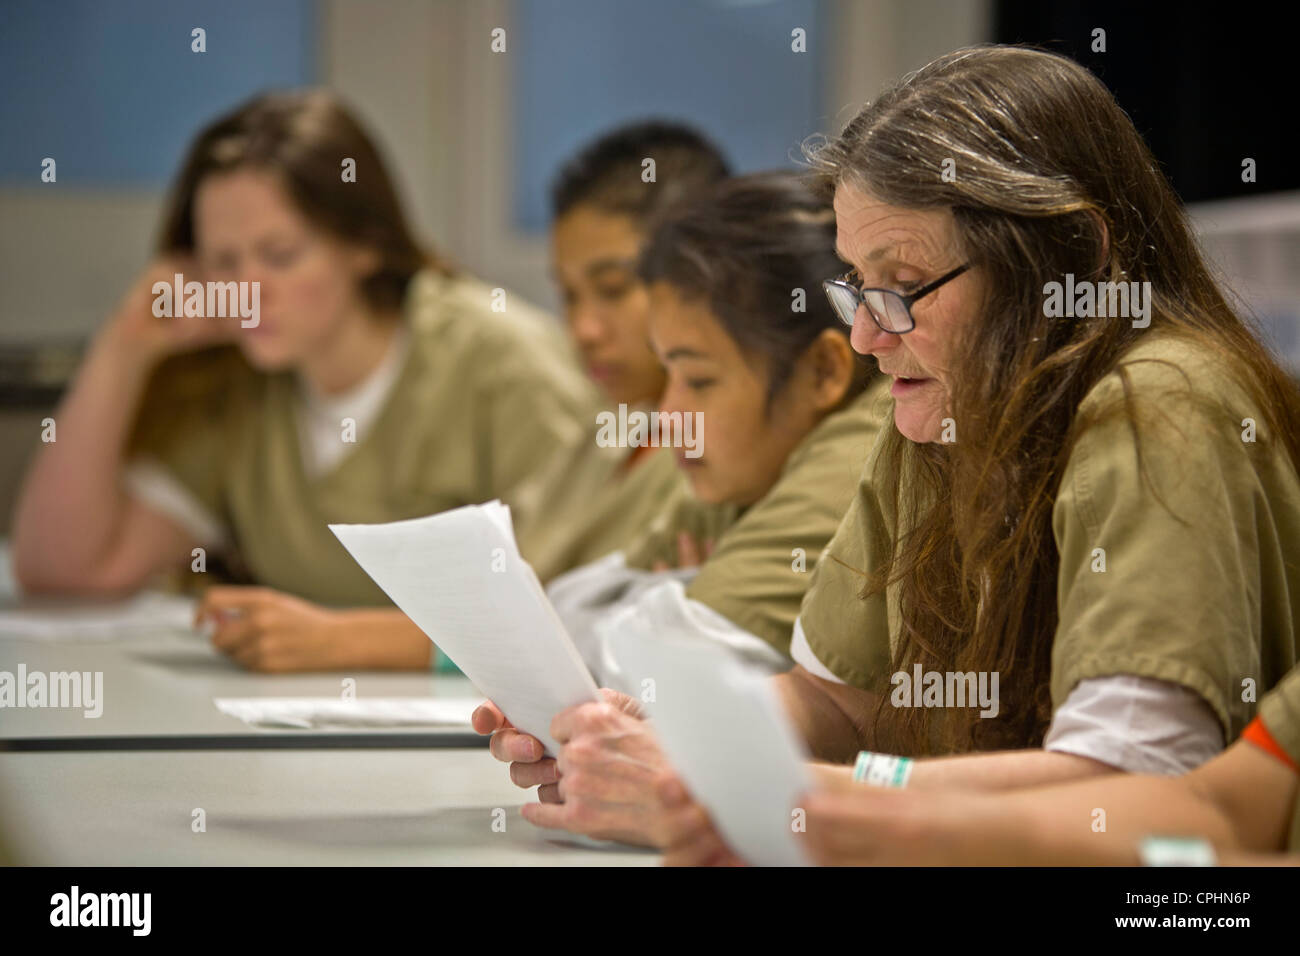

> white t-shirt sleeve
[121,458,228,551]
[794,615,1222,772]
[789,616,846,685]
[1043,674,1225,774]
[792,614,1221,773]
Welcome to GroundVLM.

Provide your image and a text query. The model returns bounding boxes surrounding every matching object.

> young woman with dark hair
[476,172,891,845]
[528,120,734,576]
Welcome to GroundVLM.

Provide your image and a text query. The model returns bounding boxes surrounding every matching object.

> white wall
[1188,191,1300,372]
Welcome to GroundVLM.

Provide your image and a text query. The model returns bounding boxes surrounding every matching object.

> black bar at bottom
[0,732,489,751]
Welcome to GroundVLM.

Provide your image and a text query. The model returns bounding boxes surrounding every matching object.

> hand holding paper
[329,502,600,754]
[608,619,814,866]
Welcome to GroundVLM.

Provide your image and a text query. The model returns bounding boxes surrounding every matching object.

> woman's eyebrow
[253,234,299,251]
[664,346,710,361]
[835,242,904,267]
[585,257,638,279]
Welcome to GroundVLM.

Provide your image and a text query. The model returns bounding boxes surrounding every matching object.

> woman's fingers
[209,615,260,653]
[676,531,702,567]
[509,757,559,789]
[536,783,563,804]
[488,727,545,764]
[599,686,645,718]
[470,700,510,734]
[661,801,729,865]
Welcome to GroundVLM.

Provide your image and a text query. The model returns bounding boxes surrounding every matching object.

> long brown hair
[130,90,447,463]
[808,45,1300,754]
[158,88,449,312]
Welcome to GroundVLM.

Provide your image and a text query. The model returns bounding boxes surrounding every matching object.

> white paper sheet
[214,696,481,730]
[0,591,197,642]
[329,501,600,754]
[579,577,791,695]
[608,620,814,867]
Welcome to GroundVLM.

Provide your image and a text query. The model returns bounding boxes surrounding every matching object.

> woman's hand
[473,691,651,809]
[474,688,762,861]
[475,689,697,847]
[667,771,928,867]
[658,786,746,866]
[658,766,863,866]
[198,586,352,672]
[102,256,241,367]
[11,257,243,594]
[522,691,704,848]
[651,531,715,572]
[472,701,560,797]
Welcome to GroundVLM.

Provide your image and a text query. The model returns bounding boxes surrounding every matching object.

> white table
[0,748,657,865]
[0,625,484,747]
[0,592,657,864]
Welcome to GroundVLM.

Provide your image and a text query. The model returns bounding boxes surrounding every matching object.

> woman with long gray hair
[481,45,1300,862]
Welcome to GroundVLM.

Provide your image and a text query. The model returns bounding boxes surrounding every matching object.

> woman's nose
[658,381,689,419]
[851,305,897,356]
[569,304,606,347]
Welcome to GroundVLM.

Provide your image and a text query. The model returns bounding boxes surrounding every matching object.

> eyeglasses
[823,264,970,334]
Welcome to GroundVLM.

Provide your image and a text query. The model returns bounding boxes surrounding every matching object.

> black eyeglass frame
[823,263,971,333]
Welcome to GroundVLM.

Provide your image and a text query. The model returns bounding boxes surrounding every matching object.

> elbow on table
[11,543,149,599]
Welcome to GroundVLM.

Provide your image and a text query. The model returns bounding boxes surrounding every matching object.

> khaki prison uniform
[799,332,1300,748]
[625,376,894,653]
[128,269,605,606]
[519,444,691,583]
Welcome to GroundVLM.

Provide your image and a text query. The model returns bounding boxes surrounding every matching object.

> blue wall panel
[512,0,826,232]
[0,0,316,186]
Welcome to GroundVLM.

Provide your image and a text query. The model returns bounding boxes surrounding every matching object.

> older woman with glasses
[481,44,1300,861]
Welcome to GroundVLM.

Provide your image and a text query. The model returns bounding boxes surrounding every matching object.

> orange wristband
[1241,716,1299,772]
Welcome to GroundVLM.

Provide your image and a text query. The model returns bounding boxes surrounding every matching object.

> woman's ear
[802,329,856,412]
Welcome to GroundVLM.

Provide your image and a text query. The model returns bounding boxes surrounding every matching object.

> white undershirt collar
[293,323,412,478]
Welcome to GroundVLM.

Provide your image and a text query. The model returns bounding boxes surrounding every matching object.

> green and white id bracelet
[852,750,914,788]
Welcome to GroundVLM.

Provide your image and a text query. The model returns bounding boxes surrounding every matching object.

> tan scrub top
[800,332,1300,746]
[519,444,692,582]
[128,269,605,606]
[626,376,893,652]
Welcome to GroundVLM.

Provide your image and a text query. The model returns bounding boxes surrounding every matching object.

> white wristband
[1138,836,1218,867]
[852,750,914,788]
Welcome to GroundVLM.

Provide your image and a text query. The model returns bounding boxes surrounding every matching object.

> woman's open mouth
[890,376,933,397]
